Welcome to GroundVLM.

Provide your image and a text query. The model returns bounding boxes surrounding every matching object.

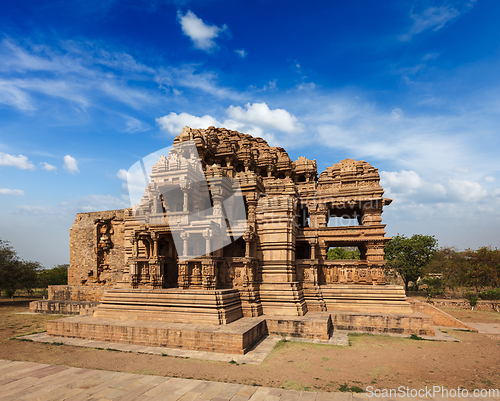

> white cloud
[156,102,301,147]
[156,112,221,135]
[235,49,247,58]
[41,162,57,172]
[380,170,424,195]
[447,180,487,203]
[63,155,79,174]
[485,176,496,183]
[0,152,35,170]
[381,169,490,206]
[177,10,226,51]
[0,188,24,196]
[226,103,303,134]
[116,169,128,181]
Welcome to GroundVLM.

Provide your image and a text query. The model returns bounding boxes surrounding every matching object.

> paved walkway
[466,322,500,335]
[4,359,500,401]
[0,359,354,401]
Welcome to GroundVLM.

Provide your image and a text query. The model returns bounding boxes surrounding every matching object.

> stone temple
[32,126,441,354]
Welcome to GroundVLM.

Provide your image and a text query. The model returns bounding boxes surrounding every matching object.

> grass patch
[410,333,424,341]
[283,379,311,391]
[339,383,364,393]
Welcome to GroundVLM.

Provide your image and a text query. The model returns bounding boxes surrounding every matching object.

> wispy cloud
[0,39,159,113]
[234,49,247,58]
[400,2,475,41]
[0,152,35,170]
[156,65,243,100]
[177,10,227,52]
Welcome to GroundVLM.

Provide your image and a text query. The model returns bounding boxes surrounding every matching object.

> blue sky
[1,0,499,267]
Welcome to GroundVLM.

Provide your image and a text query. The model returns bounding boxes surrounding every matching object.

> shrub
[478,288,500,300]
[463,291,479,310]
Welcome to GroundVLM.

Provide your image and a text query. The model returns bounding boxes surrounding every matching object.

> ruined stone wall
[69,210,126,286]
[48,285,107,301]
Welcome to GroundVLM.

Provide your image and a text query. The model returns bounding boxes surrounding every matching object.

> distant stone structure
[32,127,437,353]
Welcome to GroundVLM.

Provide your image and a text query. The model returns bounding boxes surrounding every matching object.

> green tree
[38,264,69,288]
[426,246,467,290]
[384,234,438,292]
[327,247,360,260]
[462,246,500,291]
[0,238,18,298]
[0,238,43,298]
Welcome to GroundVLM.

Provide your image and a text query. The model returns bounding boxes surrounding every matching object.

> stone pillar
[180,232,189,257]
[152,232,159,258]
[309,237,317,260]
[202,229,212,256]
[181,183,191,212]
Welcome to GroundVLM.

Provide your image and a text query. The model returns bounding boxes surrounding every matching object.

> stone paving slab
[466,323,500,334]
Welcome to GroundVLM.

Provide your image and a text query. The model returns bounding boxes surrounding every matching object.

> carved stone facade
[68,126,413,321]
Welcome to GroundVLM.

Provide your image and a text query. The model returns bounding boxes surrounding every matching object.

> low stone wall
[30,300,100,315]
[330,311,434,336]
[408,299,478,331]
[427,299,500,312]
[48,285,107,302]
[265,313,332,340]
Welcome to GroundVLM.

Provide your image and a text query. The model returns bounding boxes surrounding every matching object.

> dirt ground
[1,300,499,393]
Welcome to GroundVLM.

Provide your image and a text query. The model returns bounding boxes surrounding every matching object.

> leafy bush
[478,288,500,300]
[463,291,479,309]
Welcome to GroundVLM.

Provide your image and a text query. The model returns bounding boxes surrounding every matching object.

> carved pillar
[177,261,189,289]
[149,232,162,288]
[202,259,217,289]
[246,194,257,224]
[243,228,255,258]
[211,187,224,216]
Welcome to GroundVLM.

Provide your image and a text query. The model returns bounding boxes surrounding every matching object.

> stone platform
[46,308,436,353]
[47,315,267,355]
[93,288,244,325]
[46,312,337,354]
